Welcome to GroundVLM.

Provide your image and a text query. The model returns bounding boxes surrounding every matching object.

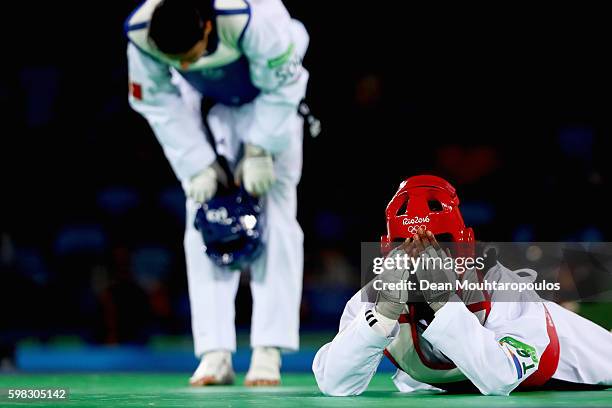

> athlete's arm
[423,300,549,395]
[127,43,215,182]
[312,290,398,396]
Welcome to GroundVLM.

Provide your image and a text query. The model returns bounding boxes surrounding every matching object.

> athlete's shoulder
[213,0,252,49]
[242,0,293,40]
[124,0,161,42]
[124,0,165,63]
[240,0,308,68]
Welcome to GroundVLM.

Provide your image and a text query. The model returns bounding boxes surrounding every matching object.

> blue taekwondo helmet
[194,187,265,270]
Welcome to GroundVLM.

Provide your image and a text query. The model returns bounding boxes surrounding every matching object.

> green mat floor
[0,373,610,407]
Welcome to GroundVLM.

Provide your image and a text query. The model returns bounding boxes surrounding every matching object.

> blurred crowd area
[2,2,612,355]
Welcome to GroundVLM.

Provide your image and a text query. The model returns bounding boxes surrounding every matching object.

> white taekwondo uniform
[313,262,612,396]
[125,0,308,356]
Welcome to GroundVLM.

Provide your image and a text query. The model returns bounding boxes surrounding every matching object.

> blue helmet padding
[194,187,264,269]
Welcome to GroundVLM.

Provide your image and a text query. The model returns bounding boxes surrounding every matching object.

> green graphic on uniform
[499,336,539,363]
[268,44,295,68]
[522,361,536,373]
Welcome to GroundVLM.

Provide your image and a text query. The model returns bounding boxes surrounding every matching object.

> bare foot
[244,378,280,387]
[190,375,233,386]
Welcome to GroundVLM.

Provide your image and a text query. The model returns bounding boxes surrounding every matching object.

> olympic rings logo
[407,225,427,234]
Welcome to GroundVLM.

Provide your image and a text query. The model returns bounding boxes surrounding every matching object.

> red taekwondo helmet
[381,175,474,253]
[381,174,491,324]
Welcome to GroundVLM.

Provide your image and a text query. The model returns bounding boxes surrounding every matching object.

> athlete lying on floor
[313,175,612,396]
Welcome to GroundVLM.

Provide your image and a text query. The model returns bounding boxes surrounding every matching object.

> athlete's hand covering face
[412,228,457,312]
[374,238,416,320]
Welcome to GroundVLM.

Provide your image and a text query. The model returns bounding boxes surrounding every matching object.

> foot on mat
[190,350,235,386]
[244,347,281,386]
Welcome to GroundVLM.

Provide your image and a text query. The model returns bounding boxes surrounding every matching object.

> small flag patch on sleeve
[129,81,142,100]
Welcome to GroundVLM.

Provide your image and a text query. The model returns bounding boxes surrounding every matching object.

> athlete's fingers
[427,231,447,259]
[418,227,431,246]
[398,237,413,252]
[418,228,434,254]
[403,242,416,259]
[421,230,438,258]
[413,231,425,254]
[426,230,441,250]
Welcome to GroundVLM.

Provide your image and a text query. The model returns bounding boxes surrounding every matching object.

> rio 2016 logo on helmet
[401,215,430,225]
[402,215,431,234]
[380,175,474,255]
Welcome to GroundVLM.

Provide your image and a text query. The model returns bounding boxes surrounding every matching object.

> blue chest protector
[178,55,260,106]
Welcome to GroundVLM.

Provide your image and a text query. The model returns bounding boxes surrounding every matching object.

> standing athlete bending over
[126,0,308,386]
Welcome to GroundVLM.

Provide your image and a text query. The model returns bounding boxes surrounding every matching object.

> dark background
[2,2,611,353]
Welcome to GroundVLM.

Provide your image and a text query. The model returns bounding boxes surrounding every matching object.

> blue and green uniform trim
[499,336,539,380]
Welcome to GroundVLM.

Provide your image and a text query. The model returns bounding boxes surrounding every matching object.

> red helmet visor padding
[381,175,474,253]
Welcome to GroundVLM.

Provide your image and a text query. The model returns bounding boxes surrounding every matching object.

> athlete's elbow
[312,343,370,397]
[324,389,361,397]
[313,370,361,396]
[127,96,147,115]
[313,366,364,396]
[476,371,516,396]
[478,385,511,396]
[318,380,364,397]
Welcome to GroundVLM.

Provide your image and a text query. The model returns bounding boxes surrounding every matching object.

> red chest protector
[519,306,560,388]
[384,305,561,390]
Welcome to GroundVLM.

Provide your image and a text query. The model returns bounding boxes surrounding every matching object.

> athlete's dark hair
[148,0,214,54]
